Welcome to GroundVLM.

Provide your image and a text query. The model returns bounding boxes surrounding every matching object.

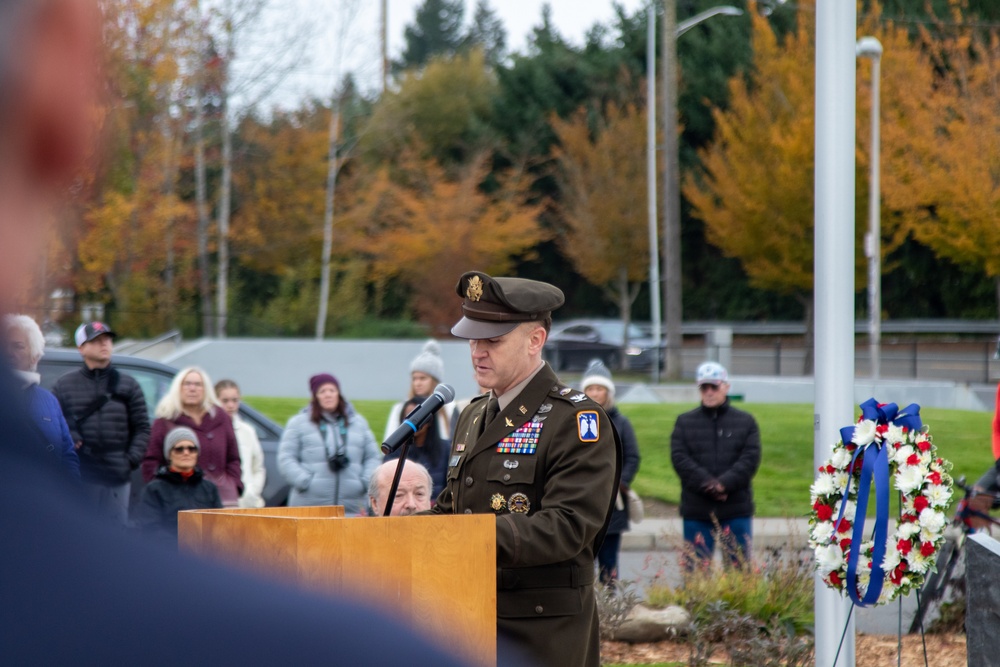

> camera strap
[319,418,348,458]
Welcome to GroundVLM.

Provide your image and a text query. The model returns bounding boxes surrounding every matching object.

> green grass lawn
[248,396,996,517]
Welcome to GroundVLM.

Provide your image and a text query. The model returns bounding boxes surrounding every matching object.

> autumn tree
[550,103,651,341]
[879,6,1000,317]
[349,152,547,333]
[683,2,869,370]
[76,0,201,336]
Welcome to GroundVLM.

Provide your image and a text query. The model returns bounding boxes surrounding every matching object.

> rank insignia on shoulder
[490,493,506,513]
[569,393,587,402]
[508,493,530,514]
[577,410,600,442]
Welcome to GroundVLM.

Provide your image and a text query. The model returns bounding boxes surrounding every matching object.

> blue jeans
[682,516,752,567]
[597,533,622,583]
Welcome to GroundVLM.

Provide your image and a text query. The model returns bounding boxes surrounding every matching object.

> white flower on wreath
[833,471,849,493]
[811,473,837,498]
[924,484,952,508]
[896,466,925,494]
[892,444,916,466]
[811,521,835,543]
[852,420,878,446]
[918,508,946,534]
[816,544,845,573]
[897,522,920,539]
[831,447,853,470]
[885,423,906,444]
[881,545,901,573]
[842,498,857,521]
[908,553,932,575]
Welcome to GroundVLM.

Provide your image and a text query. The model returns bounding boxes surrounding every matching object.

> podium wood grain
[178,508,496,666]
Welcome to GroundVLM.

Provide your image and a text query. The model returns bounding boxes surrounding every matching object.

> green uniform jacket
[430,363,619,667]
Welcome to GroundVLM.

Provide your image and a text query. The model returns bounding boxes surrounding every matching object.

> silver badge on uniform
[449,455,462,467]
[503,459,519,469]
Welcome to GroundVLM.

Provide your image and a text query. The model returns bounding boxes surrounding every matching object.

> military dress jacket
[430,363,620,667]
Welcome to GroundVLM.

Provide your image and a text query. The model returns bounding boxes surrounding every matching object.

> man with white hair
[369,459,433,516]
[4,314,79,476]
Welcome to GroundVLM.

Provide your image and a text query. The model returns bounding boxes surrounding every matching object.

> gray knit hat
[164,427,199,459]
[410,339,444,382]
[581,358,615,398]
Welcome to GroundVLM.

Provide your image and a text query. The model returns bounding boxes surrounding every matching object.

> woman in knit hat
[581,359,642,583]
[136,426,222,538]
[277,373,380,515]
[382,340,452,500]
[141,366,243,507]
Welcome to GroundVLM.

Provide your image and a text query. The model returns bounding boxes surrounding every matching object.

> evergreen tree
[397,0,465,71]
[464,0,506,67]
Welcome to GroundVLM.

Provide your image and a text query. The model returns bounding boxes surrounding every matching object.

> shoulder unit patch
[577,410,600,442]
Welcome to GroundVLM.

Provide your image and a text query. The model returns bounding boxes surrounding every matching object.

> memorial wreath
[808,399,954,606]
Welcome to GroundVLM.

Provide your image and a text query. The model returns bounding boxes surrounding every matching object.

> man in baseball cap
[73,321,116,347]
[428,270,620,667]
[52,320,148,524]
[670,360,761,568]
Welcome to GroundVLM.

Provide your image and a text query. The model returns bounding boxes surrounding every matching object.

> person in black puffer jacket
[670,361,761,567]
[52,322,150,525]
[136,427,222,539]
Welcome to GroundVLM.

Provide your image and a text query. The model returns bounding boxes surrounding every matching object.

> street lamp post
[660,2,742,380]
[857,36,882,380]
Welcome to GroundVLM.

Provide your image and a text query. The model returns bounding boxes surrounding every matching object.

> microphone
[381,383,456,455]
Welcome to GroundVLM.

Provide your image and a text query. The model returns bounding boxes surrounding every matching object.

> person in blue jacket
[5,314,79,478]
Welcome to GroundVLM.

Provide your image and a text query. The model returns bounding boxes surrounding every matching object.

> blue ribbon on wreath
[832,398,923,607]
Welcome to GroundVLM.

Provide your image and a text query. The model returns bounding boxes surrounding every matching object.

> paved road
[617,518,923,635]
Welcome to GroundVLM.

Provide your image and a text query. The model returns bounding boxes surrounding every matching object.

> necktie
[484,396,500,427]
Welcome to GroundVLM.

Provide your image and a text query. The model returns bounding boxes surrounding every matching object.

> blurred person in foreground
[581,359,640,584]
[278,373,380,516]
[142,367,243,507]
[216,379,266,508]
[670,361,761,566]
[427,271,620,667]
[383,340,452,498]
[0,2,473,664]
[5,314,80,477]
[52,320,150,523]
[136,427,222,538]
[368,459,433,517]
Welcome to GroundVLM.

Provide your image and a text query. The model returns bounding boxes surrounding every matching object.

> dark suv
[38,349,289,507]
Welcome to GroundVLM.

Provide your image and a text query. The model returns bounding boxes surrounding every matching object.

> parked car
[543,319,665,372]
[37,349,290,509]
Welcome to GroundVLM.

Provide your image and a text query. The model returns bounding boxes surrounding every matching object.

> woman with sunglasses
[136,426,222,538]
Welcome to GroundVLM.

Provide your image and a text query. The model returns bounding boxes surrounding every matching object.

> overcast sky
[250,0,646,110]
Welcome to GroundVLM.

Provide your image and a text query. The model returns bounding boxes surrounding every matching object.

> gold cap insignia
[466,275,484,302]
[490,493,506,513]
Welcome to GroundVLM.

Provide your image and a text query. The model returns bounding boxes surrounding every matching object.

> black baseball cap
[74,321,116,347]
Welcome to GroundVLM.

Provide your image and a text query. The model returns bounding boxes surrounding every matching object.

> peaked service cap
[451,271,565,340]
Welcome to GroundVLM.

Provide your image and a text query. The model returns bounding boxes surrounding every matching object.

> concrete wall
[162,339,480,400]
[159,339,993,410]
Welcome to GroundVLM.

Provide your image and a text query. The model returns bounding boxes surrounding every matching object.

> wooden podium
[178,507,496,666]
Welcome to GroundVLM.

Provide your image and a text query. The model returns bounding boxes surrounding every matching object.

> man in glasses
[670,361,761,566]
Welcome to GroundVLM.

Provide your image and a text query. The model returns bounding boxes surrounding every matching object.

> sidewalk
[621,517,811,552]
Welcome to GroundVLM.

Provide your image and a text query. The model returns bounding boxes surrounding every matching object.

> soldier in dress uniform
[428,270,621,667]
